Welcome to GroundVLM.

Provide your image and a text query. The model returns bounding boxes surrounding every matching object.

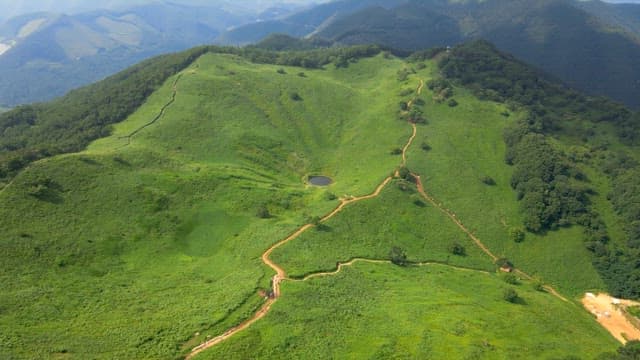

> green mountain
[0,2,288,107]
[1,42,639,358]
[311,0,640,109]
[215,0,406,45]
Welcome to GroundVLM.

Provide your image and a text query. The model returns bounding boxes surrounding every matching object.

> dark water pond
[308,176,333,186]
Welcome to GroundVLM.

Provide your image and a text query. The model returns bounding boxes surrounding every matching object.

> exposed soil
[582,293,640,343]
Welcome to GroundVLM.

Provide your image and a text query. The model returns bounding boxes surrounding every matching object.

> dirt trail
[411,174,569,303]
[186,76,572,358]
[119,62,199,148]
[582,293,640,343]
[186,80,425,359]
[293,258,490,282]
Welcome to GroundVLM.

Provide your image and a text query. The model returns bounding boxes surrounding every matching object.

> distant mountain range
[224,0,640,109]
[0,1,318,107]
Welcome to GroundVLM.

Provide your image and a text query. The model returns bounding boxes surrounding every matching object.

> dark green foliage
[420,142,431,151]
[503,274,519,285]
[481,176,496,186]
[256,205,271,219]
[407,106,426,124]
[397,166,413,183]
[600,341,640,360]
[389,246,408,266]
[448,242,466,256]
[440,40,640,299]
[509,227,525,243]
[448,98,458,107]
[277,68,287,74]
[0,44,387,183]
[290,92,303,101]
[441,41,639,142]
[427,78,454,103]
[390,148,402,155]
[324,192,337,201]
[495,258,513,269]
[0,46,211,181]
[399,101,408,111]
[503,288,519,303]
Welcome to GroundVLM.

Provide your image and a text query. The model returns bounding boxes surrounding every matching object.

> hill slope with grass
[312,0,640,109]
[0,43,638,359]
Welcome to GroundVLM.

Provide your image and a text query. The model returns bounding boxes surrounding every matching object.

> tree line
[439,40,640,299]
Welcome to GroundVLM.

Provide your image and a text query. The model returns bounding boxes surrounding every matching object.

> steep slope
[313,0,640,109]
[215,0,407,45]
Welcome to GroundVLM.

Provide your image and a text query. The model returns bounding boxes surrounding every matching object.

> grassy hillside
[198,262,618,359]
[0,52,411,359]
[313,0,640,109]
[0,43,633,359]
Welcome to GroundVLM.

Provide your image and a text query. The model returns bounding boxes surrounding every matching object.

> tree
[449,242,466,256]
[509,227,526,243]
[503,288,519,303]
[256,205,271,219]
[618,340,640,359]
[290,92,302,101]
[389,246,408,266]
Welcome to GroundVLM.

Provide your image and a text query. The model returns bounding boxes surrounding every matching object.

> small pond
[308,175,333,186]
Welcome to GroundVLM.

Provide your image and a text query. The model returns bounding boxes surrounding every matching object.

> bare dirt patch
[582,292,640,343]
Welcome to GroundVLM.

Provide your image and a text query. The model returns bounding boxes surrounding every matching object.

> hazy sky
[0,0,638,21]
[0,0,324,20]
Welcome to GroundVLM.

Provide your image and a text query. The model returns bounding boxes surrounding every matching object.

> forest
[439,40,640,298]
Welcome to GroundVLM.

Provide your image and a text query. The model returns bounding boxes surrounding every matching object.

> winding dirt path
[119,62,199,148]
[186,75,572,358]
[411,174,569,303]
[186,80,424,359]
[292,258,490,282]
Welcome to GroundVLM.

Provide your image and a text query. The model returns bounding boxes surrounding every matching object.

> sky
[0,0,325,21]
[0,0,638,21]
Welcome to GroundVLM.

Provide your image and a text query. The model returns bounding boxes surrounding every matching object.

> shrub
[449,242,466,256]
[421,142,432,151]
[481,176,496,186]
[503,273,518,285]
[389,246,408,266]
[448,98,459,107]
[495,257,513,268]
[256,205,271,219]
[503,288,519,303]
[509,227,526,243]
[290,92,302,101]
[390,148,402,155]
[277,68,286,74]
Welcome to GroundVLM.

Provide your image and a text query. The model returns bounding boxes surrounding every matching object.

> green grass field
[0,52,624,359]
[198,262,618,359]
[272,181,495,277]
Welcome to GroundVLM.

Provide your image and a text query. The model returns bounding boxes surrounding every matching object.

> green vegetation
[0,44,388,185]
[272,183,494,278]
[314,0,640,109]
[437,40,640,299]
[0,51,408,358]
[199,263,617,359]
[0,40,635,359]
